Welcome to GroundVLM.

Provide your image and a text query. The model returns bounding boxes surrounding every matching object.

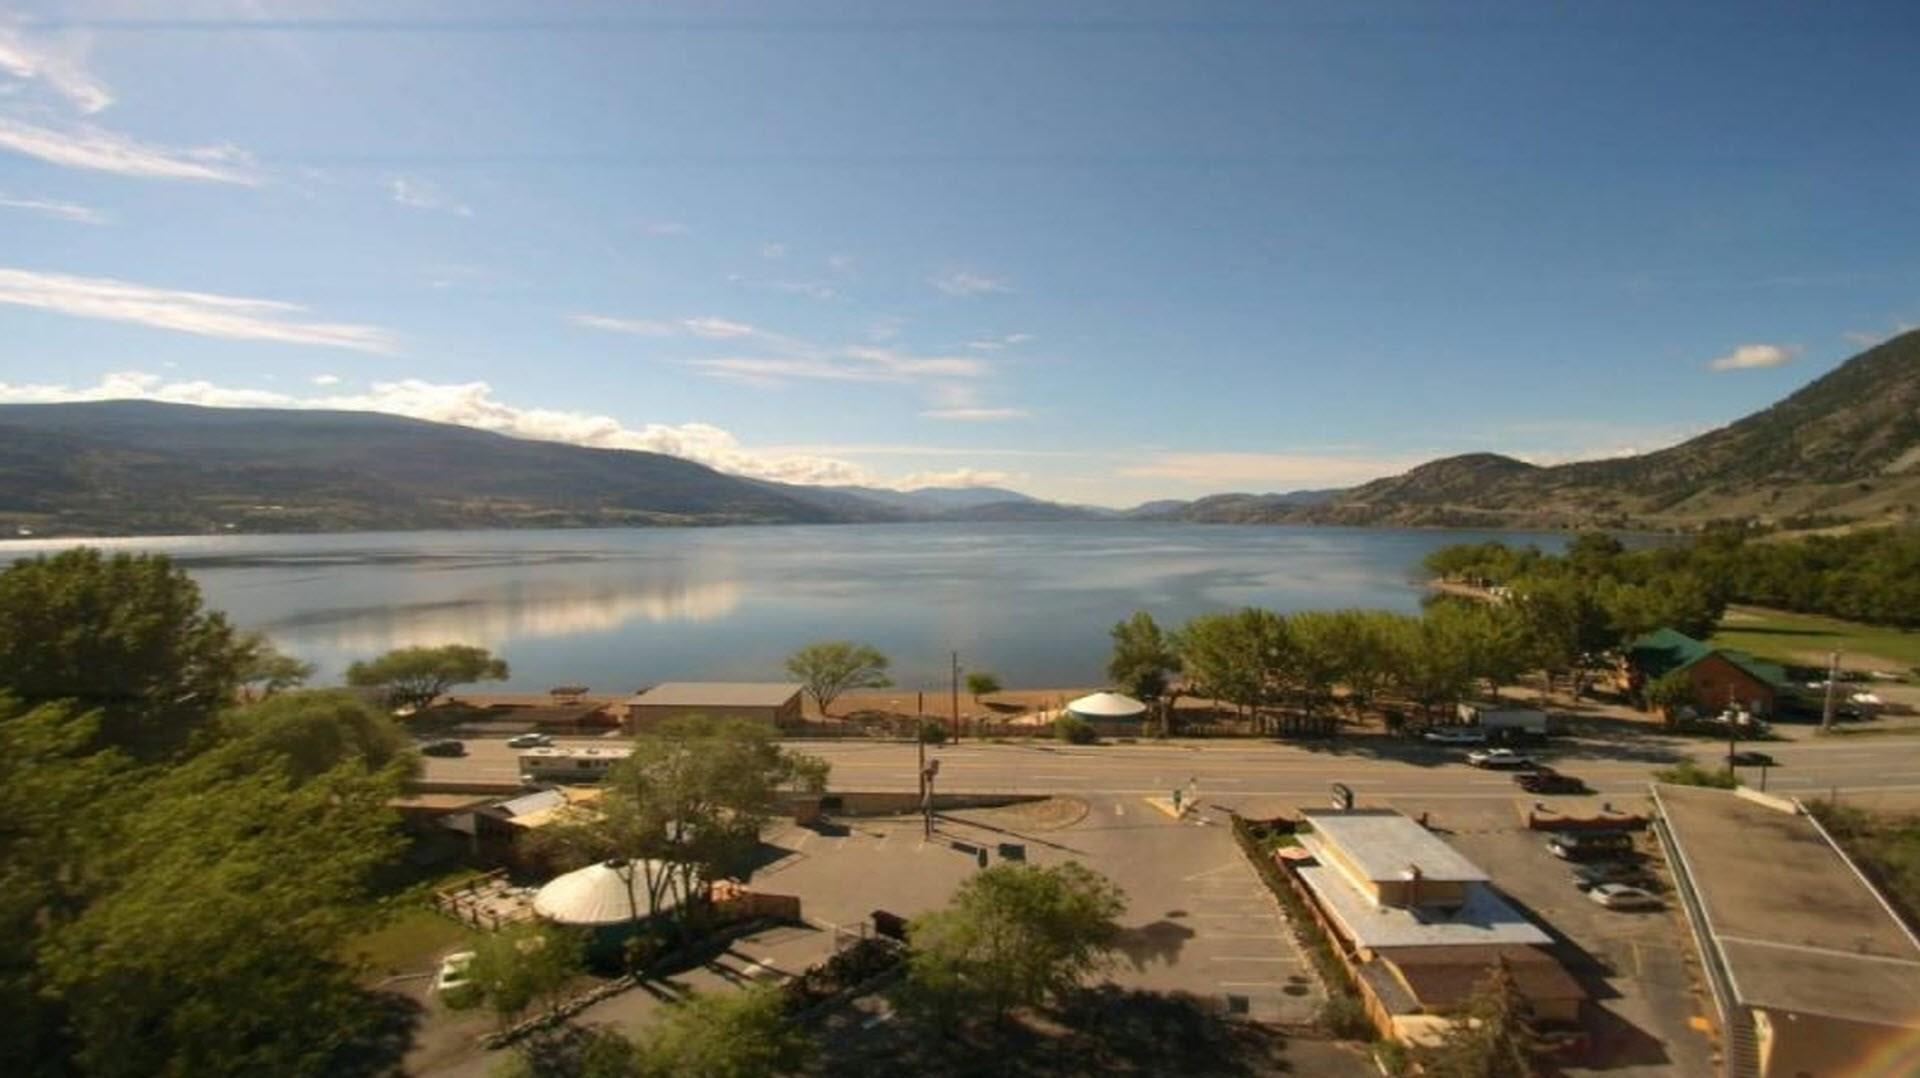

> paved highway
[423,729,1920,810]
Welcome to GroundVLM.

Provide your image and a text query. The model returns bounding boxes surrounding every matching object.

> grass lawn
[345,906,481,979]
[1712,605,1920,673]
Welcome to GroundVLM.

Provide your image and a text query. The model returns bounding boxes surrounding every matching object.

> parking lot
[1393,799,1715,1078]
[751,794,1324,1025]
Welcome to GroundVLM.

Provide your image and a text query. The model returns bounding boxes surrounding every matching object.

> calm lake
[5,523,1572,693]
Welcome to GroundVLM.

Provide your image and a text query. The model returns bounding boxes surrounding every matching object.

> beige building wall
[1755,1008,1914,1078]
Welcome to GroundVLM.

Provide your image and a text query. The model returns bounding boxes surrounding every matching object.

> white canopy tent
[1065,692,1148,720]
[533,858,679,926]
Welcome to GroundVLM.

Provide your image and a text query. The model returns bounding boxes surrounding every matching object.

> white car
[506,732,552,748]
[434,951,476,993]
[1587,883,1661,911]
[1422,727,1487,745]
[1466,748,1536,769]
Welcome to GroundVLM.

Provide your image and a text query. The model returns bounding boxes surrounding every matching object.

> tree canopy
[1107,610,1181,704]
[236,631,317,698]
[965,671,1002,702]
[1419,960,1541,1078]
[532,716,829,936]
[220,689,417,782]
[904,861,1126,1021]
[0,548,249,758]
[784,640,891,716]
[345,643,509,713]
[633,985,813,1078]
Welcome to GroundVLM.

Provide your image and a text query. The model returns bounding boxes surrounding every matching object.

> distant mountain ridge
[1197,328,1920,529]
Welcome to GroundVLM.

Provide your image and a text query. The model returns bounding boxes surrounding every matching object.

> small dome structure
[533,858,678,926]
[1066,692,1148,720]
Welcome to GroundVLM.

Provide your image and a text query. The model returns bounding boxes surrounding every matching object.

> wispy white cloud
[1705,342,1801,371]
[894,468,1016,489]
[827,254,855,273]
[568,313,678,336]
[0,24,112,114]
[1843,322,1918,349]
[932,270,1011,297]
[0,116,256,183]
[643,221,689,236]
[0,267,395,353]
[965,332,1034,351]
[760,242,787,260]
[921,407,1030,421]
[388,175,472,217]
[0,192,104,224]
[311,373,342,387]
[574,312,985,387]
[772,279,838,301]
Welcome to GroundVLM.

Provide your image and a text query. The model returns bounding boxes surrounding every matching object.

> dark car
[421,739,466,757]
[1726,750,1776,767]
[1547,830,1635,861]
[1516,768,1587,794]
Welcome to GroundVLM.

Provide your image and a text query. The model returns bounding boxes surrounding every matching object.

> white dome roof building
[1065,692,1148,721]
[532,859,680,926]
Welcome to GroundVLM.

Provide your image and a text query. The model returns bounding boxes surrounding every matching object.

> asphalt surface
[422,727,1920,807]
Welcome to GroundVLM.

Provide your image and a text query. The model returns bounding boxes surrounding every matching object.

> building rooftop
[1377,944,1586,1012]
[1295,856,1549,949]
[1301,808,1491,884]
[626,681,804,708]
[1655,784,1920,1030]
[1627,628,1790,690]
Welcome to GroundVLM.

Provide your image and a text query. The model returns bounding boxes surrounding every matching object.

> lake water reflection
[4,523,1571,692]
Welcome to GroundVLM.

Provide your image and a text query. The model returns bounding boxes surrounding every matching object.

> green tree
[447,922,582,1028]
[1420,960,1541,1078]
[220,689,417,782]
[532,717,828,939]
[39,739,407,1078]
[904,861,1126,1021]
[1388,611,1476,720]
[492,1025,645,1078]
[236,631,316,698]
[1054,714,1098,744]
[784,641,891,716]
[633,985,813,1077]
[1178,609,1289,734]
[345,643,508,713]
[1653,761,1738,788]
[0,548,249,758]
[965,671,1002,703]
[1645,669,1698,726]
[1107,610,1182,711]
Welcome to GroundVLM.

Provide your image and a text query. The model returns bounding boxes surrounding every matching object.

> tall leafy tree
[1107,610,1182,704]
[236,631,316,698]
[39,741,407,1078]
[1420,960,1541,1078]
[445,922,582,1029]
[345,643,508,713]
[965,671,1002,703]
[904,861,1126,1022]
[1177,609,1289,733]
[0,548,249,758]
[220,689,417,782]
[533,716,829,937]
[784,641,891,716]
[634,985,814,1077]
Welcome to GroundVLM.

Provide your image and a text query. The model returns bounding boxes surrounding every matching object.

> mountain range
[1,327,1915,536]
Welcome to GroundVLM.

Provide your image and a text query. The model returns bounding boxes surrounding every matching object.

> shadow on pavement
[1112,919,1196,972]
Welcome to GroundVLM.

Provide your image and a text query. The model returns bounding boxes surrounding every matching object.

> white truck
[1456,701,1550,737]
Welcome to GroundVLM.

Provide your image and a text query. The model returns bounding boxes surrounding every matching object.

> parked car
[421,739,466,757]
[506,732,553,748]
[1547,831,1635,861]
[1726,750,1776,767]
[1571,860,1651,891]
[1422,726,1488,745]
[1516,767,1586,794]
[434,951,476,993]
[1587,883,1662,910]
[1467,748,1537,769]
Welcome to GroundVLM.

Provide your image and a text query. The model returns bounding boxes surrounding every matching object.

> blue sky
[1,1,1916,506]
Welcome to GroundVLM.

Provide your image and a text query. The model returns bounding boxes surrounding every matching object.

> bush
[917,719,947,745]
[1317,992,1371,1039]
[1653,761,1738,788]
[1054,715,1098,744]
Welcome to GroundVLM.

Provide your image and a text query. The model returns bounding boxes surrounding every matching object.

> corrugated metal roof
[1301,809,1490,884]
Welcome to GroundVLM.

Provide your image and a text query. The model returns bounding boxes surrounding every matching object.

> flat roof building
[1654,784,1920,1077]
[622,681,804,732]
[1287,809,1581,1036]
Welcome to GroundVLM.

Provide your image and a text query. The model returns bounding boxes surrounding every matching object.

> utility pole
[951,650,962,744]
[1820,650,1841,734]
